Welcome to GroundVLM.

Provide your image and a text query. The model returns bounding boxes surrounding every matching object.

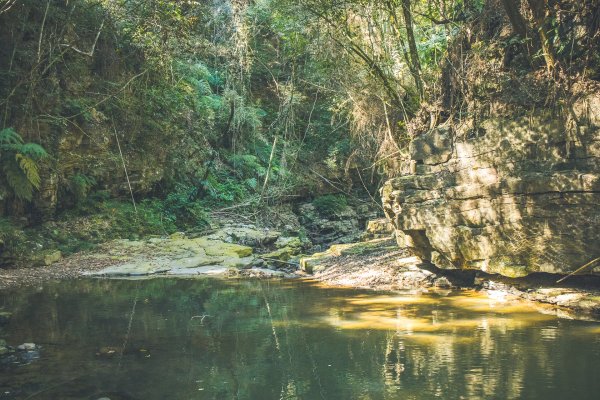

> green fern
[0,128,24,145]
[69,173,96,203]
[199,79,212,95]
[0,128,48,201]
[16,154,41,189]
[244,177,258,190]
[4,160,33,201]
[19,143,48,160]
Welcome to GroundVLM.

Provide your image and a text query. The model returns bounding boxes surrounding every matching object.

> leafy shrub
[228,154,267,178]
[69,174,97,204]
[312,194,348,217]
[62,98,93,122]
[201,173,249,205]
[0,218,29,265]
[162,185,210,229]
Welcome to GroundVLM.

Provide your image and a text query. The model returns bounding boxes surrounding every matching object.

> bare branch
[37,1,50,63]
[0,0,18,15]
[60,19,105,57]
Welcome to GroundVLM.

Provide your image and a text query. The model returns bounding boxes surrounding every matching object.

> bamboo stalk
[260,135,278,199]
[113,123,137,213]
[556,256,600,283]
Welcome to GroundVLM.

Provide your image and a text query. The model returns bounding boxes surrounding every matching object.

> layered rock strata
[382,94,600,277]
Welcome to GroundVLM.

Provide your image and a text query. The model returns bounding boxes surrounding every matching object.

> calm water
[0,278,599,400]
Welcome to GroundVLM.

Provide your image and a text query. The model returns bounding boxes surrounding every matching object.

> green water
[0,278,599,400]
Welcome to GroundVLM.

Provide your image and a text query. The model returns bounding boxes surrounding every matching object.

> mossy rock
[263,237,304,263]
[91,261,171,276]
[299,250,334,273]
[204,226,280,247]
[86,237,255,277]
[27,249,63,267]
[0,339,9,356]
[300,238,394,274]
[195,238,253,258]
[263,247,295,262]
[486,261,531,278]
[274,236,303,249]
[44,250,62,266]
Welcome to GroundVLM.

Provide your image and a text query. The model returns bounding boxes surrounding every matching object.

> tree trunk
[221,98,235,149]
[400,0,423,98]
[500,0,539,62]
[526,0,557,73]
[500,0,529,38]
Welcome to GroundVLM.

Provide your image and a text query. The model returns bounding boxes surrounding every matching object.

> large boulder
[382,92,600,278]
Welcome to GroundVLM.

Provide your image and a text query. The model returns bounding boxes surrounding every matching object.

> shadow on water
[0,278,599,400]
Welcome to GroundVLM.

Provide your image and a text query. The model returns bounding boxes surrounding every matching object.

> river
[1,278,599,399]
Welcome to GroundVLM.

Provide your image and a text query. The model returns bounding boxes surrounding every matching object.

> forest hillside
[0,0,599,277]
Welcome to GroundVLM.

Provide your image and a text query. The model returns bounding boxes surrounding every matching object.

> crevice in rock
[404,229,434,260]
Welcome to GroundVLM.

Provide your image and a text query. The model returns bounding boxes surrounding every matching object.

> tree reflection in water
[0,279,598,400]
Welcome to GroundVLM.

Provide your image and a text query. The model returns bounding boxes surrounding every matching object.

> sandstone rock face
[382,94,600,277]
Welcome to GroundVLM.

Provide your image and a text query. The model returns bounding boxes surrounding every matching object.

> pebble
[17,343,36,351]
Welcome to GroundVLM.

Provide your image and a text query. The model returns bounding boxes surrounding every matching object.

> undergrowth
[0,189,213,267]
[313,194,348,217]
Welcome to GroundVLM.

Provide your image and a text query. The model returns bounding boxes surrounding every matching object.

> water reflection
[317,290,557,333]
[0,279,598,400]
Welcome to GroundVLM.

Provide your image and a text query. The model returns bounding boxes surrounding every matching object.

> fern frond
[197,79,212,96]
[244,177,258,190]
[19,143,48,160]
[15,153,41,189]
[192,63,212,80]
[0,143,25,153]
[3,160,33,201]
[0,128,23,145]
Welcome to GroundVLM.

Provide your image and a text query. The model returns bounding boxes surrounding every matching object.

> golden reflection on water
[266,282,599,399]
[2,279,599,400]
[572,324,600,336]
[347,295,438,306]
[302,289,591,400]
[314,290,558,334]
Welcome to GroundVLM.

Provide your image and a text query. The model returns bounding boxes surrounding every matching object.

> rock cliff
[382,90,600,277]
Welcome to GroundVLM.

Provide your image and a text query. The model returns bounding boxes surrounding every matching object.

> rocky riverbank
[299,234,600,320]
[0,224,303,290]
[1,216,599,320]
